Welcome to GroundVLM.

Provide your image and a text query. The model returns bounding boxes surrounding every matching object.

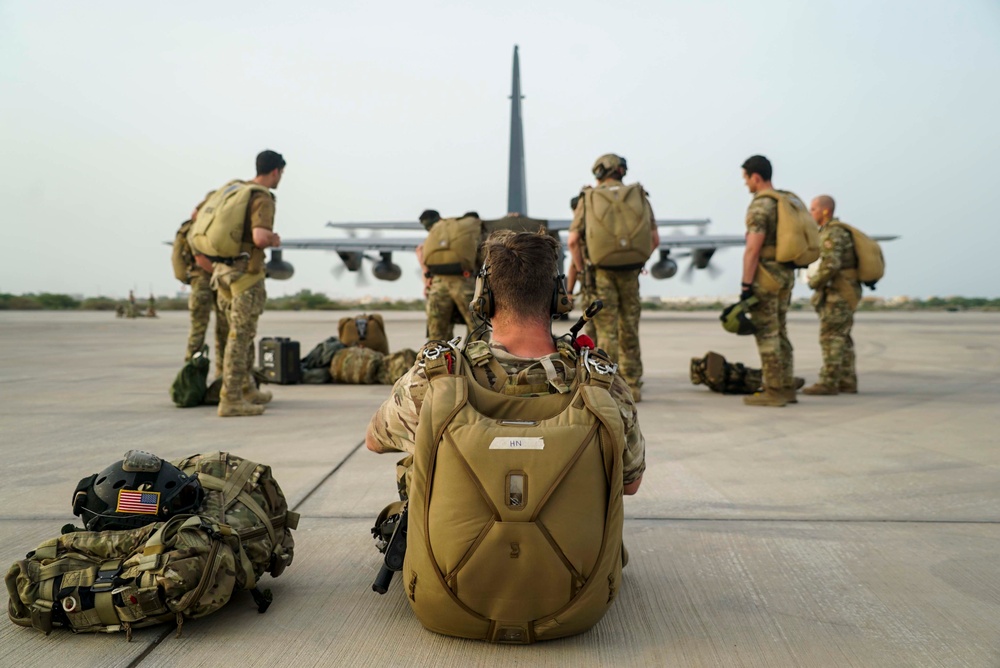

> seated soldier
[365,229,645,643]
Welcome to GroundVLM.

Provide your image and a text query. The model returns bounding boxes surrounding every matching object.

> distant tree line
[2,292,999,312]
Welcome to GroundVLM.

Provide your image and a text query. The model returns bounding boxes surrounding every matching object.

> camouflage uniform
[186,269,229,377]
[808,220,861,391]
[368,340,645,500]
[746,196,795,394]
[570,180,655,392]
[209,190,275,410]
[426,275,476,341]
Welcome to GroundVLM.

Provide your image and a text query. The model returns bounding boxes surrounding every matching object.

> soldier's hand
[740,283,753,302]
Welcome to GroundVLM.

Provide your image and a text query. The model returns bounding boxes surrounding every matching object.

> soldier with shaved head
[805,194,860,395]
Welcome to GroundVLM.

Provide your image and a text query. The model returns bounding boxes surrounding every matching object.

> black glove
[739,283,754,302]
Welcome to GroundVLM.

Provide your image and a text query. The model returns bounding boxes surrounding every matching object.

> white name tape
[489,437,545,450]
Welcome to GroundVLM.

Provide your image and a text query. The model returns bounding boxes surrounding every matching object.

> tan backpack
[338,313,389,354]
[330,346,384,384]
[403,342,626,643]
[188,180,271,258]
[755,190,820,267]
[830,221,885,287]
[423,216,482,275]
[171,220,195,283]
[583,183,654,269]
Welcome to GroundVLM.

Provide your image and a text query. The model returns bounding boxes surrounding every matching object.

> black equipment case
[259,337,301,384]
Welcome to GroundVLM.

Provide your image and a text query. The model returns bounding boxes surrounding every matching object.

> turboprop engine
[265,249,295,280]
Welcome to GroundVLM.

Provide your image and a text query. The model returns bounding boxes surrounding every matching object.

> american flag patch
[116,490,160,515]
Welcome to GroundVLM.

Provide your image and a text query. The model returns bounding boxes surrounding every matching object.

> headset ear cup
[552,275,572,315]
[471,273,494,318]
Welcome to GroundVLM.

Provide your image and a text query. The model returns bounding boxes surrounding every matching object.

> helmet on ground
[592,154,627,180]
[720,296,759,335]
[72,450,204,531]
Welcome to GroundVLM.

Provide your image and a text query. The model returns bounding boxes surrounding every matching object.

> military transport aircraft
[266,46,897,284]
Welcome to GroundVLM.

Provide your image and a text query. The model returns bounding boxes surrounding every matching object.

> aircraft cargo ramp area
[1,310,998,667]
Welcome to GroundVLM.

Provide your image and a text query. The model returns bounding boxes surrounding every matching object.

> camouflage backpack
[689,351,762,395]
[330,346,384,384]
[377,348,417,385]
[5,452,298,638]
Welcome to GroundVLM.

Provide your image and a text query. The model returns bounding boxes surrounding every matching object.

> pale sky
[2,0,998,301]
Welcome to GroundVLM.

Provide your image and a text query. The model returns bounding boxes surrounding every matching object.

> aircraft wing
[278,237,422,252]
[325,218,712,233]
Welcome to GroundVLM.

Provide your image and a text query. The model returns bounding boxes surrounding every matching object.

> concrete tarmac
[1,309,998,667]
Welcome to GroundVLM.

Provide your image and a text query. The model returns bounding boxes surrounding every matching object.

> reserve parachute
[423,215,482,276]
[171,220,195,283]
[402,341,625,643]
[583,183,653,269]
[830,221,885,288]
[756,189,820,267]
[339,313,390,354]
[187,180,271,258]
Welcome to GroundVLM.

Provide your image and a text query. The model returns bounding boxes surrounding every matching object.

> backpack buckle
[91,560,123,593]
[419,344,448,364]
[583,349,617,377]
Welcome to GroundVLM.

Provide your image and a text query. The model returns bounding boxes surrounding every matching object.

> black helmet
[720,296,759,335]
[72,450,204,531]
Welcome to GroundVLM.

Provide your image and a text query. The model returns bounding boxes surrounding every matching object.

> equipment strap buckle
[91,560,123,593]
[583,349,618,377]
[419,344,448,364]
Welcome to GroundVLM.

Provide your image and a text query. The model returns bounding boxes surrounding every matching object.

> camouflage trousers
[592,268,642,388]
[215,278,266,404]
[749,262,795,392]
[426,275,475,342]
[816,299,856,388]
[186,275,228,377]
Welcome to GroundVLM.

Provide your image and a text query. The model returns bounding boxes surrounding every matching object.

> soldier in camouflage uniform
[567,155,659,401]
[197,150,286,417]
[739,155,796,407]
[176,219,229,377]
[804,195,860,395]
[416,209,484,342]
[367,230,645,501]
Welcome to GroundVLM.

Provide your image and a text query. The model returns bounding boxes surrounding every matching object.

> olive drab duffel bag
[755,189,821,268]
[339,314,390,355]
[582,182,654,269]
[6,451,298,638]
[403,341,626,643]
[170,346,210,407]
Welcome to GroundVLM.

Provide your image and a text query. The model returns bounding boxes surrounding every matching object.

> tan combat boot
[244,382,273,405]
[783,387,798,404]
[218,399,265,417]
[802,383,839,396]
[743,389,787,407]
[839,381,858,394]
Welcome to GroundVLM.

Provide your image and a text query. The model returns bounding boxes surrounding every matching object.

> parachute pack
[6,451,298,638]
[338,314,389,355]
[583,183,653,269]
[830,221,885,288]
[171,220,195,283]
[401,341,625,643]
[187,180,271,258]
[423,216,482,276]
[756,189,820,267]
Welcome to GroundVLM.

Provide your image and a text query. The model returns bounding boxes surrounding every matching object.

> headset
[470,267,573,321]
